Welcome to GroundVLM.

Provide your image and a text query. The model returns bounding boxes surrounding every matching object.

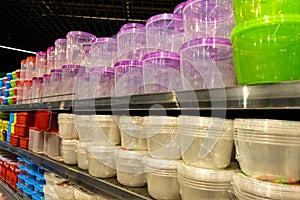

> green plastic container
[233,0,300,24]
[231,14,300,85]
[12,71,17,80]
[10,80,16,88]
[9,88,14,96]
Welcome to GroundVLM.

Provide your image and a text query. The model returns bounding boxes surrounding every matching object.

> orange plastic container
[16,112,34,126]
[6,162,18,190]
[10,134,19,147]
[19,137,29,149]
[34,110,58,131]
[14,124,30,137]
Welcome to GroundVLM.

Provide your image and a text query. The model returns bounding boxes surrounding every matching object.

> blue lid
[16,182,25,189]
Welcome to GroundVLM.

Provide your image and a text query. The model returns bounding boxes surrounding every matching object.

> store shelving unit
[1,81,300,199]
[0,179,22,200]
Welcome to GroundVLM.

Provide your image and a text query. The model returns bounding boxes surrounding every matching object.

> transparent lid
[146,13,183,26]
[87,145,118,153]
[173,2,185,14]
[115,148,147,160]
[120,23,145,30]
[143,156,178,170]
[66,31,96,40]
[117,27,146,36]
[92,37,117,45]
[61,139,78,146]
[55,38,67,44]
[47,46,55,51]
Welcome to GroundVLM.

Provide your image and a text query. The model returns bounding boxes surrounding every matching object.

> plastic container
[115,148,148,187]
[44,131,61,158]
[35,51,47,76]
[54,182,76,200]
[90,67,115,98]
[77,141,90,170]
[47,46,55,72]
[146,13,184,52]
[179,115,234,169]
[143,156,180,200]
[232,0,300,24]
[0,78,3,88]
[90,37,117,67]
[41,74,51,102]
[16,81,24,104]
[118,116,147,150]
[180,38,236,90]
[25,56,36,80]
[10,79,16,88]
[17,112,34,126]
[50,69,62,101]
[114,60,144,96]
[87,145,117,178]
[231,15,300,85]
[74,187,99,200]
[173,2,185,14]
[58,113,78,139]
[144,116,180,159]
[120,23,145,30]
[61,65,86,100]
[22,79,32,104]
[89,115,120,145]
[10,134,19,147]
[61,139,78,165]
[76,73,90,100]
[9,88,14,97]
[44,184,59,200]
[14,124,30,137]
[74,115,91,141]
[66,31,96,65]
[20,137,29,149]
[183,0,235,41]
[234,118,300,183]
[5,80,11,89]
[7,73,13,81]
[31,77,43,103]
[178,161,238,200]
[34,110,58,132]
[29,128,44,153]
[142,52,182,93]
[117,27,146,57]
[55,38,67,69]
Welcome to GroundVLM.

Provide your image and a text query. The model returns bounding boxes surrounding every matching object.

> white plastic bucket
[61,139,78,165]
[58,113,78,139]
[74,114,91,141]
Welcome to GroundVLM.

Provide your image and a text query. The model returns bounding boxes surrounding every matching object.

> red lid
[21,60,27,65]
[34,110,53,131]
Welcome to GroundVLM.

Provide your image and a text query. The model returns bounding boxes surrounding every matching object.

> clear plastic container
[25,56,36,80]
[76,73,90,100]
[143,156,180,200]
[77,141,90,170]
[58,113,78,139]
[115,148,148,187]
[173,2,185,14]
[35,51,47,76]
[178,161,239,200]
[90,37,117,67]
[117,27,146,57]
[180,38,236,90]
[42,74,51,102]
[31,77,43,103]
[47,46,55,73]
[29,128,44,154]
[90,67,115,98]
[120,23,145,31]
[44,131,61,158]
[22,79,32,104]
[61,139,78,165]
[87,145,118,178]
[54,182,76,200]
[183,0,235,41]
[179,115,234,169]
[50,69,62,101]
[234,118,300,183]
[66,31,96,65]
[20,60,27,81]
[89,115,120,145]
[146,13,184,53]
[55,38,67,69]
[16,81,24,104]
[74,115,91,141]
[61,65,86,100]
[118,116,147,151]
[74,187,99,200]
[114,60,144,96]
[142,52,182,93]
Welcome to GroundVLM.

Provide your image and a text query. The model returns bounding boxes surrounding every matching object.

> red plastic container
[6,162,18,189]
[19,137,29,149]
[10,134,19,147]
[14,124,30,137]
[16,70,21,79]
[16,112,34,126]
[14,88,18,96]
[0,160,4,181]
[34,110,58,131]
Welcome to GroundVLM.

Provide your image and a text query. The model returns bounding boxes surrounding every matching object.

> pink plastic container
[90,67,115,98]
[182,0,235,41]
[90,37,117,67]
[180,38,236,90]
[120,23,145,30]
[54,38,67,69]
[114,60,144,96]
[42,74,51,102]
[47,46,55,73]
[142,52,182,93]
[61,65,86,100]
[31,77,43,103]
[22,80,32,104]
[25,56,36,80]
[35,51,47,76]
[16,81,23,104]
[50,69,62,101]
[173,2,185,14]
[66,31,96,65]
[76,73,90,100]
[146,13,184,53]
[20,60,27,81]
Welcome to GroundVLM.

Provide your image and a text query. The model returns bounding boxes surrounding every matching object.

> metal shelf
[0,141,152,200]
[0,180,22,200]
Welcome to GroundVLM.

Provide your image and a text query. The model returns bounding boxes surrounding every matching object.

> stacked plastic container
[233,118,300,199]
[231,0,300,85]
[0,70,19,105]
[12,112,34,149]
[90,67,115,98]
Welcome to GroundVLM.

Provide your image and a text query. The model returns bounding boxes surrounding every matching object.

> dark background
[0,0,183,73]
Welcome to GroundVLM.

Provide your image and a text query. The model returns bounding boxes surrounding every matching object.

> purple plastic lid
[47,46,55,51]
[173,2,185,14]
[90,67,106,72]
[92,37,117,45]
[32,77,43,81]
[66,31,96,39]
[62,65,86,70]
[43,74,51,78]
[121,23,145,30]
[146,13,183,26]
[55,38,67,44]
[114,60,142,68]
[50,69,62,73]
[117,27,146,37]
[36,51,47,56]
[142,51,180,61]
[180,38,232,52]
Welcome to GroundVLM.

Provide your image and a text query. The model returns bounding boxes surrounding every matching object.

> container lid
[55,38,67,44]
[143,156,178,172]
[90,66,106,72]
[121,23,145,30]
[173,2,185,14]
[233,173,300,199]
[143,116,178,126]
[115,148,148,160]
[21,60,27,64]
[146,13,183,26]
[92,37,117,44]
[87,145,118,153]
[50,69,62,73]
[43,74,51,78]
[66,31,96,39]
[27,56,36,61]
[62,65,86,70]
[180,37,231,51]
[142,51,180,66]
[117,27,146,37]
[47,46,55,51]
[32,77,43,81]
[179,115,233,130]
[24,79,33,84]
[178,161,239,183]
[36,51,47,56]
[114,60,142,68]
[61,139,78,146]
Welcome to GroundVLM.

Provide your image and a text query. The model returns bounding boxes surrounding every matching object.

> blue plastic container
[3,97,8,105]
[0,78,3,88]
[9,113,15,123]
[4,89,10,97]
[7,73,13,81]
[5,81,11,89]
